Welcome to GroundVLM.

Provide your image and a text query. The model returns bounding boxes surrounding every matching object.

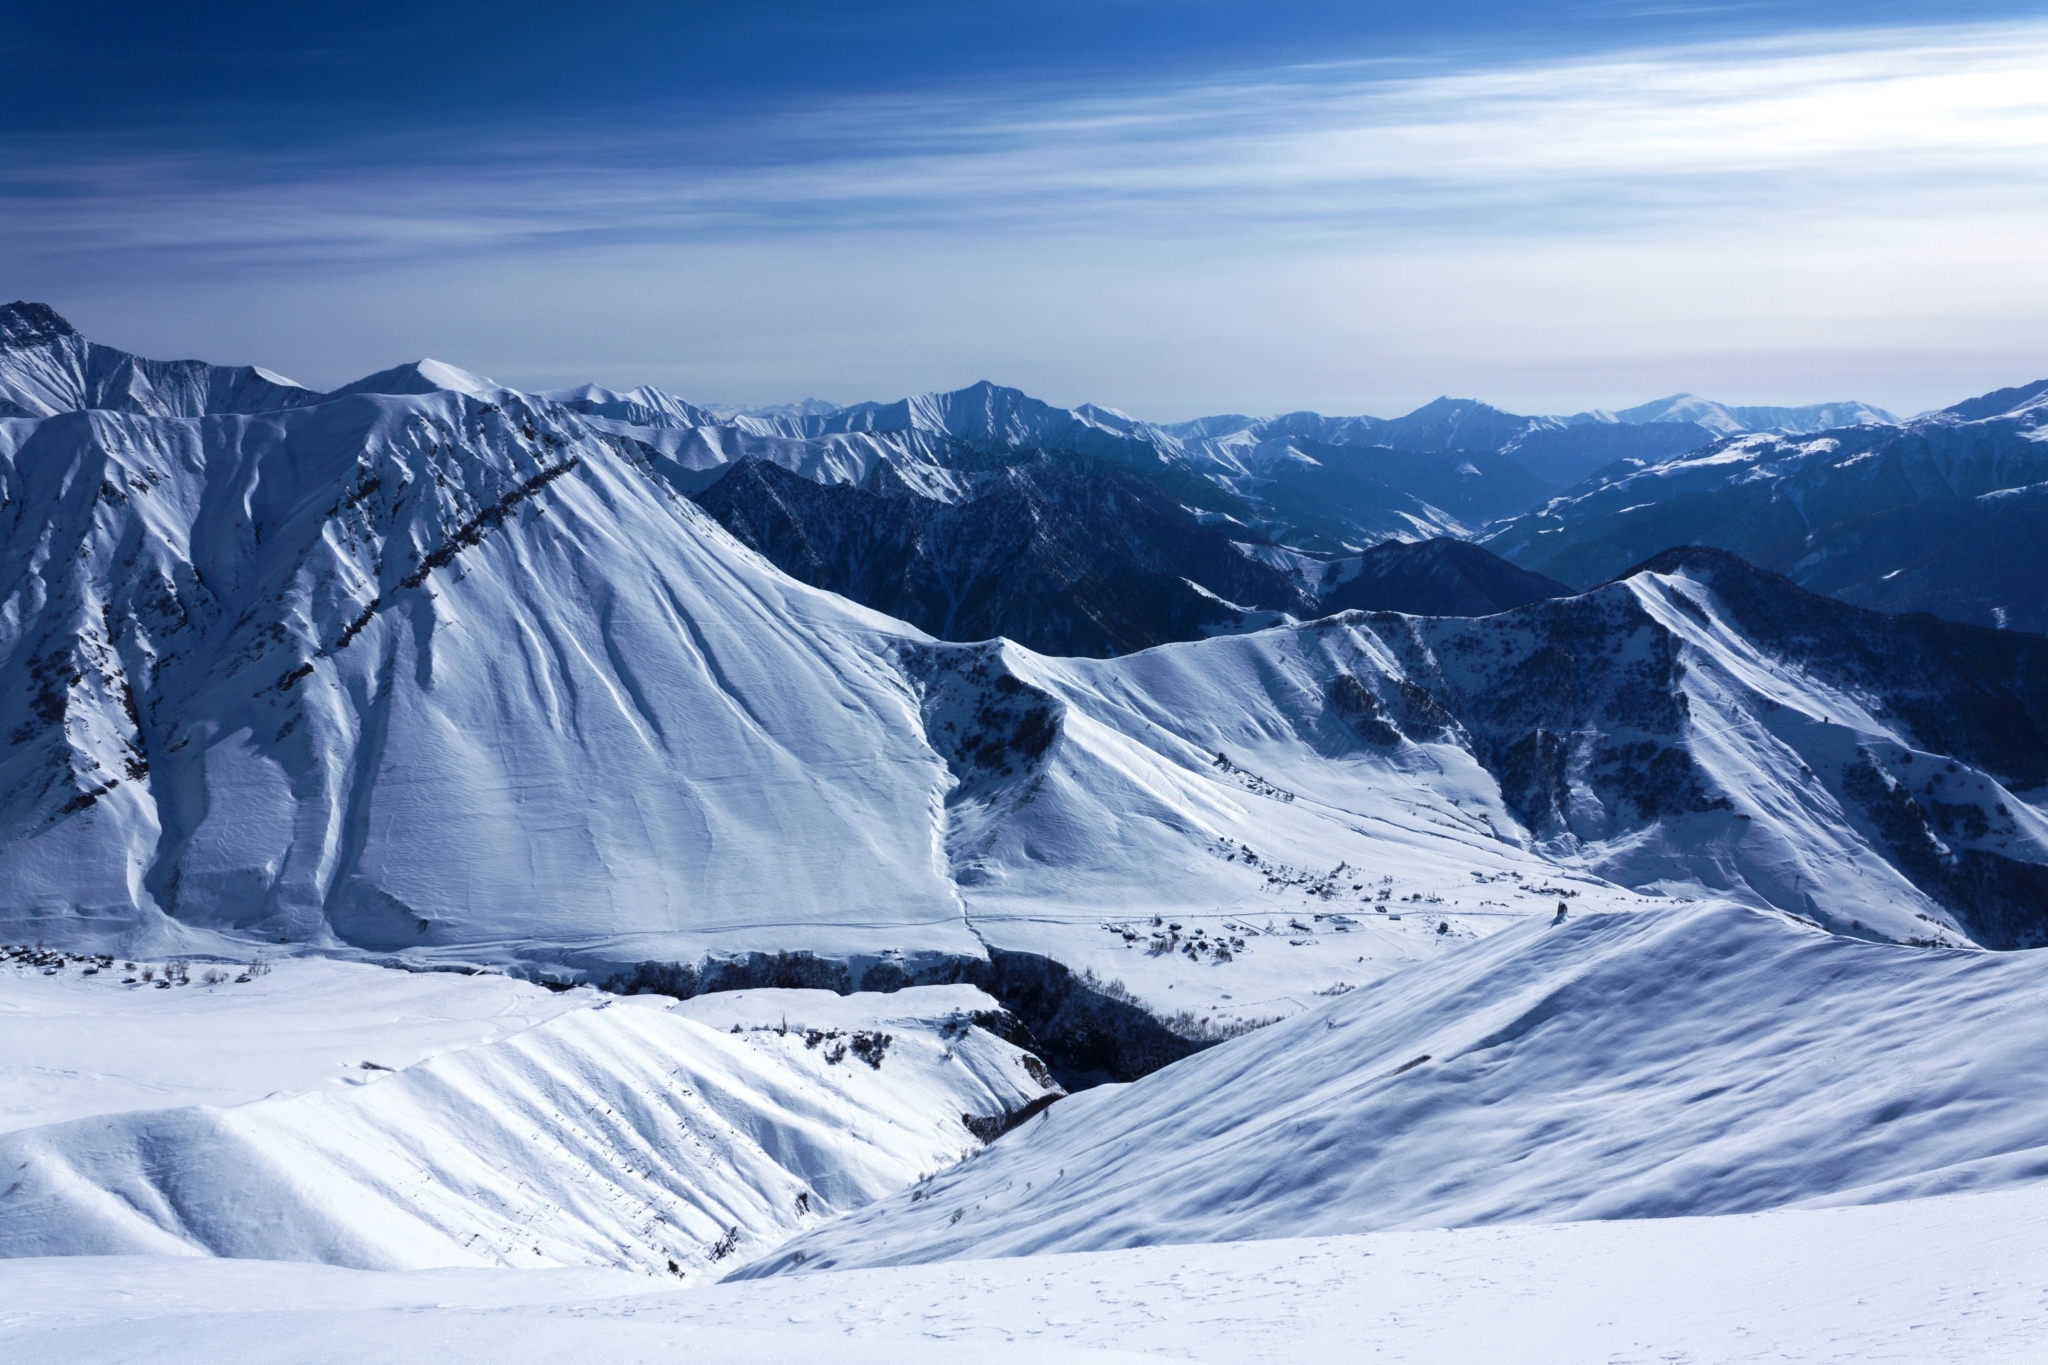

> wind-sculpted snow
[741,901,2048,1276]
[0,969,1056,1275]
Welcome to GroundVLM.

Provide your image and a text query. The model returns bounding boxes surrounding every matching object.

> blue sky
[7,2,2047,416]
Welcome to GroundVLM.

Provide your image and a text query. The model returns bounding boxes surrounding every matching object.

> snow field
[5,1183,2046,1363]
[0,954,586,1132]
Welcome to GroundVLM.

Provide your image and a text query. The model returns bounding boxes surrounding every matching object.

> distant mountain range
[4,301,2032,656]
[530,365,1918,653]
[3,301,2045,990]
[1484,380,2048,634]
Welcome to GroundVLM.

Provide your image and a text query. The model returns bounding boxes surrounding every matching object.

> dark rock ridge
[1320,538,1571,617]
[601,947,1207,1091]
[692,453,1315,656]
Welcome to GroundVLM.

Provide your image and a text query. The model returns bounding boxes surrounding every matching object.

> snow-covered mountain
[4,304,2044,1048]
[1588,392,1900,436]
[513,359,1914,651]
[1317,537,1570,617]
[6,308,2048,1356]
[1483,379,2048,632]
[693,453,1318,657]
[0,302,320,420]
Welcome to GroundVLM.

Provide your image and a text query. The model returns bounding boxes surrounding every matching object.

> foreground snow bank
[5,1183,2046,1363]
[0,969,1057,1276]
[745,901,2048,1274]
[0,956,587,1133]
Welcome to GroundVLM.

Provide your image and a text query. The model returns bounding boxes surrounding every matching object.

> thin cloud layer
[8,20,2046,414]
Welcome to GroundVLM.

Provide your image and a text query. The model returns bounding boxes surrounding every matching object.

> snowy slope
[0,954,587,1133]
[963,546,2048,963]
[0,342,977,969]
[743,900,2048,1276]
[0,303,319,420]
[0,959,1055,1276]
[10,1185,2048,1364]
[4,306,2043,1023]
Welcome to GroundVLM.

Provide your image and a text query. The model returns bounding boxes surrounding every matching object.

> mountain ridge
[1486,378,2048,632]
[6,303,2044,1027]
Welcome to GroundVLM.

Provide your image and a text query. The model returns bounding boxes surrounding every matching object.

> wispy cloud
[7,20,2047,414]
[10,21,2045,264]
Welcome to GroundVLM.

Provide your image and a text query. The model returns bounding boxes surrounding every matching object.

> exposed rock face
[1319,538,1571,618]
[692,453,1315,657]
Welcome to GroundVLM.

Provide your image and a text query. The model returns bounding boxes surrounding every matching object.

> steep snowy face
[982,551,2048,954]
[1484,380,2048,631]
[0,303,321,420]
[0,366,972,967]
[740,901,2048,1276]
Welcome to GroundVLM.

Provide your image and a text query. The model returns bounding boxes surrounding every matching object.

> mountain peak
[1405,395,1496,417]
[330,358,500,401]
[1940,378,2048,423]
[0,301,82,350]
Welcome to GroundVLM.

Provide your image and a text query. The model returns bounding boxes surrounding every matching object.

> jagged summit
[0,302,319,419]
[0,301,81,349]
